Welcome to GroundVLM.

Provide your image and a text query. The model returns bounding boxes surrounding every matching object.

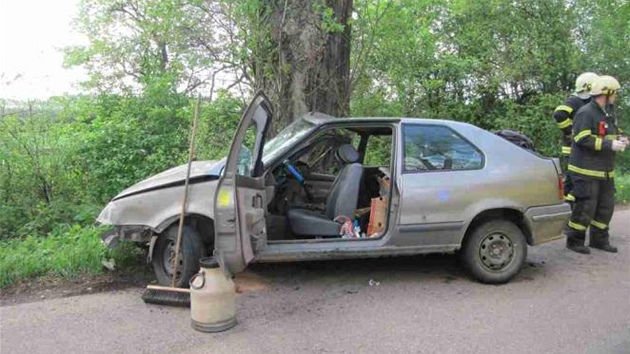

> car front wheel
[152,225,206,287]
[461,220,527,284]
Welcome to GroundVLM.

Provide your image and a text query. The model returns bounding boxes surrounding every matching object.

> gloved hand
[612,140,627,152]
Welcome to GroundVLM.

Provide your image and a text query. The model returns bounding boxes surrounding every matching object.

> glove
[612,140,627,152]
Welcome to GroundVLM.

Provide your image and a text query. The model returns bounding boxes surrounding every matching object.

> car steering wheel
[283,161,313,201]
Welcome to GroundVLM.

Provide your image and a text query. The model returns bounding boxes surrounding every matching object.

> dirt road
[2,209,629,354]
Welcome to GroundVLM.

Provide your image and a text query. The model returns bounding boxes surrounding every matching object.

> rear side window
[403,124,483,172]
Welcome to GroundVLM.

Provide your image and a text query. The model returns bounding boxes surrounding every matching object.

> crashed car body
[98,92,570,285]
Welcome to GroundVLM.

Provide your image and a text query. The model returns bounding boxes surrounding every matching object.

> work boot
[590,243,618,253]
[589,232,618,253]
[566,230,590,254]
[567,241,591,254]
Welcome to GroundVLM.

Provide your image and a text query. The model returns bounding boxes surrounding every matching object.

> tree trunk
[255,0,353,134]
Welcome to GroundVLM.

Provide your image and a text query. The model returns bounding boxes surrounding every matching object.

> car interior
[264,124,393,242]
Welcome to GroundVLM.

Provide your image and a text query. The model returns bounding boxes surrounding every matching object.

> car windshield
[262,117,316,165]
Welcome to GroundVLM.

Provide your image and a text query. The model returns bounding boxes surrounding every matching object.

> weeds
[615,173,630,205]
[0,225,140,288]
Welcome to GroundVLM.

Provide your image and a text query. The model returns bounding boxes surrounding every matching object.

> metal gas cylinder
[189,257,237,332]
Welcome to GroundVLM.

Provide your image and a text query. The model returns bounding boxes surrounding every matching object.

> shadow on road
[237,252,547,292]
[3,249,551,306]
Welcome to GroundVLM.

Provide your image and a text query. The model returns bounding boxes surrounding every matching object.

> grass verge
[616,173,630,204]
[0,225,139,288]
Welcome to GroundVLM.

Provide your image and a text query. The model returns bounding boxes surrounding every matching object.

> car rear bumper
[524,203,571,245]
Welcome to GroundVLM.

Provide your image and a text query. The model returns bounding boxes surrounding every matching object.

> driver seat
[287,144,364,237]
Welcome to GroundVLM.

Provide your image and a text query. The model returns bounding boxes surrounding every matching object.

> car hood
[113,158,226,200]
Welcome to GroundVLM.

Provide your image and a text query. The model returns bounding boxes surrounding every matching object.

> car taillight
[558,175,564,201]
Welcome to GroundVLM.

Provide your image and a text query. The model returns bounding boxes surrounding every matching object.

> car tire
[152,225,206,287]
[461,220,527,284]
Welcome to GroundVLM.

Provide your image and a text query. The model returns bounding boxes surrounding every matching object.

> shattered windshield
[262,117,316,165]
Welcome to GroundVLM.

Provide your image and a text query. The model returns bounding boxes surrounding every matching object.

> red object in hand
[598,121,606,136]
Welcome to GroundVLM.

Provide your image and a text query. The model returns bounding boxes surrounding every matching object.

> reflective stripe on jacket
[568,100,619,180]
[553,96,590,155]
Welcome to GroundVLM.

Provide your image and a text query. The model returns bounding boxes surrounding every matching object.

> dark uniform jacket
[553,95,590,156]
[568,100,620,179]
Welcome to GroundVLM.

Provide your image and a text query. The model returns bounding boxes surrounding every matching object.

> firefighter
[553,72,600,204]
[565,75,628,254]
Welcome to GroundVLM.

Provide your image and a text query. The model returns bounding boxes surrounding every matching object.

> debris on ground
[367,279,380,286]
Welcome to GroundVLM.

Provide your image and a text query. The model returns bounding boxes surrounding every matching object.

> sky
[0,0,88,100]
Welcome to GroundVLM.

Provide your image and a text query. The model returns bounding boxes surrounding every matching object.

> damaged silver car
[98,92,570,285]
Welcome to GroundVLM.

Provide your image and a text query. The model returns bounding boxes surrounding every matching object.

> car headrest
[336,144,360,164]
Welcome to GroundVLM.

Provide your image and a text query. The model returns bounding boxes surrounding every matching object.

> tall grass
[0,225,139,288]
[616,173,630,204]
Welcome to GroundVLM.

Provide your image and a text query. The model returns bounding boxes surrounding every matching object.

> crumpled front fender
[97,179,219,237]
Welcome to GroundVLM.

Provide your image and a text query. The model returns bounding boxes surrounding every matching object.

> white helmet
[575,72,599,99]
[590,75,621,96]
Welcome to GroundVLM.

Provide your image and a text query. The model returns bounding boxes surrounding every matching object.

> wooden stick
[172,96,201,288]
[146,285,191,294]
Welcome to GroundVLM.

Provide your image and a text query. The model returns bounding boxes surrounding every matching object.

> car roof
[303,112,477,130]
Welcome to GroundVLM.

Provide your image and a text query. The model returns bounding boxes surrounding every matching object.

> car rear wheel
[461,220,527,284]
[152,225,206,287]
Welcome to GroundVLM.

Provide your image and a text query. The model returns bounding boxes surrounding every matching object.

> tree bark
[255,0,353,134]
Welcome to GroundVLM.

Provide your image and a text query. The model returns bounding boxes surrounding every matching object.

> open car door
[214,92,272,275]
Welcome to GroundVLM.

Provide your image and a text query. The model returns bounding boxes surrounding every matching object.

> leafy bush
[0,92,243,238]
[69,93,190,203]
[194,90,244,160]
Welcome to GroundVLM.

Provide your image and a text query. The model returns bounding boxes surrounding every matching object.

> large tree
[222,0,353,131]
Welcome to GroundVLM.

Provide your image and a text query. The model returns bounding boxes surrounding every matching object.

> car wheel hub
[163,239,182,279]
[479,232,514,271]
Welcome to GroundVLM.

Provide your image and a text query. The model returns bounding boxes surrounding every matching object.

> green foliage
[65,0,219,95]
[195,90,244,160]
[489,94,567,157]
[0,98,95,237]
[576,0,630,89]
[615,173,630,204]
[350,89,405,117]
[0,91,243,238]
[11,202,102,239]
[363,135,392,167]
[70,92,190,202]
[313,2,345,33]
[349,0,630,170]
[3,0,630,286]
[0,225,140,288]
